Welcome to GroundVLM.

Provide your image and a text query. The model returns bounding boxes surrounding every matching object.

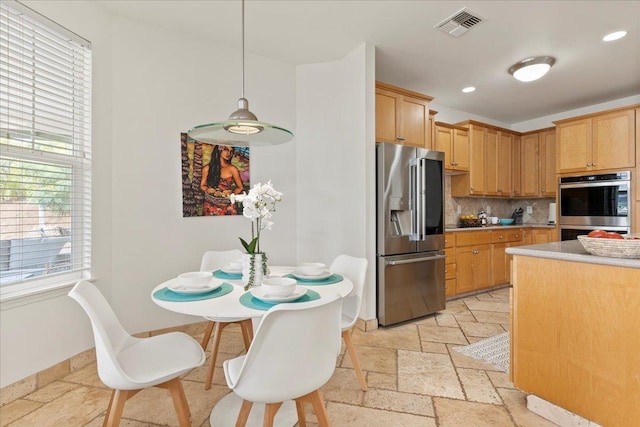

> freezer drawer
[377,252,445,326]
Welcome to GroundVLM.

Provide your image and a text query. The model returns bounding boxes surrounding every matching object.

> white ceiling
[96,0,640,124]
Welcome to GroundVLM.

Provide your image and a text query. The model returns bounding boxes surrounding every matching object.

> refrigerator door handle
[386,254,445,265]
[409,158,424,241]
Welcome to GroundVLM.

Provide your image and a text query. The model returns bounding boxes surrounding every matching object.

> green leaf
[239,237,258,254]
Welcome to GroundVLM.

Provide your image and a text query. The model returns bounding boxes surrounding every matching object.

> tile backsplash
[445,176,555,227]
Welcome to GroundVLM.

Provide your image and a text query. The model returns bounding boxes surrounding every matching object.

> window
[0,1,91,299]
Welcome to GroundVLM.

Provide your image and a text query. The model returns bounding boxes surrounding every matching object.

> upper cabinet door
[539,130,556,196]
[375,82,433,148]
[557,118,592,173]
[497,131,512,196]
[435,124,454,169]
[400,96,429,148]
[375,88,400,144]
[592,109,635,171]
[453,128,470,171]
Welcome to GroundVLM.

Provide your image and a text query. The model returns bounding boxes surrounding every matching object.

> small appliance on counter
[548,202,557,225]
[512,208,524,225]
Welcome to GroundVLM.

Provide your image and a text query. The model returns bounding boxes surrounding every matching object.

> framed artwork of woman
[181,133,250,217]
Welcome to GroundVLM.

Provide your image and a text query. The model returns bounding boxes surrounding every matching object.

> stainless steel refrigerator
[376,142,445,326]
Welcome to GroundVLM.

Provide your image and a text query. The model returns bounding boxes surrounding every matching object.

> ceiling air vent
[434,8,484,37]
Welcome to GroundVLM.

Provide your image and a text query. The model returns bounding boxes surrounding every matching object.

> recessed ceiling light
[508,56,556,82]
[462,86,476,93]
[603,31,627,42]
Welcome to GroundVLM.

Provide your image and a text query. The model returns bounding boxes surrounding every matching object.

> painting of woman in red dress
[200,145,244,215]
[181,133,250,217]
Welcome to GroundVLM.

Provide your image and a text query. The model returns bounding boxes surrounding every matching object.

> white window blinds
[0,1,91,295]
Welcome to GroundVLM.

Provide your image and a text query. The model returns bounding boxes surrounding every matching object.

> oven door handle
[560,181,629,190]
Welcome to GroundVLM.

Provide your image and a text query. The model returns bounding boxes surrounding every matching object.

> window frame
[0,0,92,304]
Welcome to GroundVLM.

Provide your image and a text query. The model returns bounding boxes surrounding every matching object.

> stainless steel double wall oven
[558,171,631,240]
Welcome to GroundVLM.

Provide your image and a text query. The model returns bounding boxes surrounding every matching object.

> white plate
[291,270,332,281]
[220,266,243,275]
[250,286,307,303]
[168,281,221,295]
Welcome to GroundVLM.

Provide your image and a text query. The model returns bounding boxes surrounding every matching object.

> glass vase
[242,253,268,290]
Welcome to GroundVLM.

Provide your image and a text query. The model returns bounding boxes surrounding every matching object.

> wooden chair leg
[295,400,307,427]
[165,378,192,427]
[103,389,135,427]
[239,319,254,350]
[342,329,368,391]
[298,390,331,427]
[201,320,215,350]
[235,399,253,427]
[263,402,283,427]
[205,321,229,390]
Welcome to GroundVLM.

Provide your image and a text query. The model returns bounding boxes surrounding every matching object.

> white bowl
[229,260,243,271]
[298,262,326,276]
[261,277,297,297]
[177,271,211,289]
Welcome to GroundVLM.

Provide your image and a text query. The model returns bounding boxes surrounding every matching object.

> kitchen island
[506,240,640,427]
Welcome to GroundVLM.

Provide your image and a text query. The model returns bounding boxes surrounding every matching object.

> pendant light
[187,0,293,147]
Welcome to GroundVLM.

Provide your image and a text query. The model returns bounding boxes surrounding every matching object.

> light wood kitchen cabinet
[539,128,556,196]
[468,124,486,195]
[444,233,456,297]
[490,228,522,286]
[455,231,491,293]
[486,130,512,196]
[512,135,522,197]
[531,227,558,243]
[434,122,469,172]
[635,108,639,233]
[428,110,437,150]
[450,122,485,196]
[520,132,540,197]
[375,81,433,148]
[555,106,636,173]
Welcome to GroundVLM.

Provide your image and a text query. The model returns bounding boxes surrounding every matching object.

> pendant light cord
[241,0,245,99]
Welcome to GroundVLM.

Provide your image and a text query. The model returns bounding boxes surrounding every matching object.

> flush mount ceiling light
[462,86,476,93]
[187,0,293,147]
[603,30,627,41]
[508,56,556,82]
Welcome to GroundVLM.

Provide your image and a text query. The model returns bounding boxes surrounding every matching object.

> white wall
[0,0,114,389]
[1,1,298,388]
[295,45,377,321]
[108,17,297,333]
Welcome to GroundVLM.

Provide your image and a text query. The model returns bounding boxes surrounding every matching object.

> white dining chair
[223,294,343,427]
[330,254,369,391]
[199,249,254,390]
[68,280,205,427]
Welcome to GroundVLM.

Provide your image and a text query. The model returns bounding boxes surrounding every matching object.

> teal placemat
[213,270,242,280]
[239,289,320,311]
[154,283,234,302]
[285,273,343,285]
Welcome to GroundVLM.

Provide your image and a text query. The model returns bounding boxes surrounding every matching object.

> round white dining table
[151,265,354,427]
[151,265,353,319]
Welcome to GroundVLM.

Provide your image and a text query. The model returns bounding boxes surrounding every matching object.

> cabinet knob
[592,163,597,166]
[541,189,546,193]
[515,234,520,238]
[499,235,503,239]
[397,136,405,141]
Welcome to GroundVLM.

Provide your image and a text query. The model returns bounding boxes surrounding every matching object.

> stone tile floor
[0,287,558,426]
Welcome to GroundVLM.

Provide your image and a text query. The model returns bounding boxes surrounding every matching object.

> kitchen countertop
[445,223,556,232]
[506,239,640,269]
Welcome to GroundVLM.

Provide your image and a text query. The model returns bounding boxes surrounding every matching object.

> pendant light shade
[187,0,293,147]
